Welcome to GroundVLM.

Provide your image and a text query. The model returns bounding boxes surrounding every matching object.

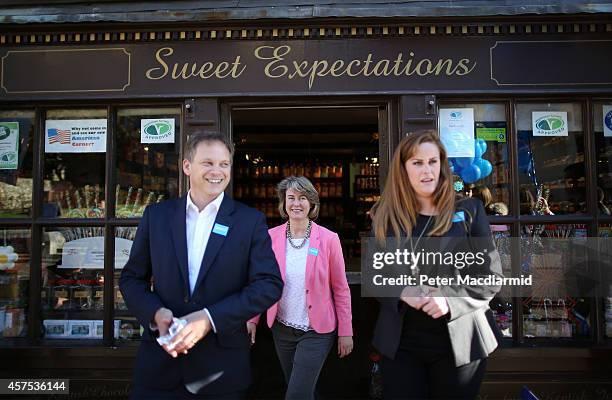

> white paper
[439,108,475,157]
[0,122,19,170]
[141,118,175,144]
[603,105,612,137]
[532,111,568,137]
[45,119,107,153]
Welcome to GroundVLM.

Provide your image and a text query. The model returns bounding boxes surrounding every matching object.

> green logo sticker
[0,126,10,141]
[143,120,172,136]
[0,152,16,162]
[535,116,565,133]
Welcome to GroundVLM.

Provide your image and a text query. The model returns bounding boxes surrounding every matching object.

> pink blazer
[250,222,353,336]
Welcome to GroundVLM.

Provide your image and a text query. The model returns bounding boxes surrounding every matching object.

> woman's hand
[338,336,353,358]
[421,296,450,319]
[400,285,430,310]
[246,322,257,345]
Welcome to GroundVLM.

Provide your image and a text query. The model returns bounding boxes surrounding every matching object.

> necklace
[409,215,432,275]
[286,219,312,249]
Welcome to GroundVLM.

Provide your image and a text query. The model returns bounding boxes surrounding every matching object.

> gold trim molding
[0,22,610,47]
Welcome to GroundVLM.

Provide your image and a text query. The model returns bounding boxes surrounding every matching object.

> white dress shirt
[276,238,311,331]
[185,190,224,332]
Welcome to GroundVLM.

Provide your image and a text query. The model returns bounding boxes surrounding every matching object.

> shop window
[113,226,142,341]
[0,228,30,341]
[520,223,591,339]
[115,108,180,218]
[597,224,612,339]
[0,110,34,218]
[43,109,107,218]
[516,103,585,215]
[593,101,612,215]
[439,103,510,214]
[489,224,513,338]
[41,226,107,340]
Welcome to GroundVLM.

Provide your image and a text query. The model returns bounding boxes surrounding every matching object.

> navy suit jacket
[119,194,283,395]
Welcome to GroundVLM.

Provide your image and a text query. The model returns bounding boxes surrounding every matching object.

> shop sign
[57,236,132,269]
[603,105,612,137]
[532,112,568,136]
[45,119,107,153]
[140,118,175,144]
[439,108,475,157]
[0,122,19,169]
[476,121,506,142]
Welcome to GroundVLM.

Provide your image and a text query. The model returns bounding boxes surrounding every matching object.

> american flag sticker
[47,128,71,145]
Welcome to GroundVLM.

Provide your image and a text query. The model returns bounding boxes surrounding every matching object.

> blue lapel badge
[308,247,319,256]
[452,211,465,223]
[212,223,229,236]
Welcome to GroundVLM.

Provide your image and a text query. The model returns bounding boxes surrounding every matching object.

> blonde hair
[371,130,455,245]
[277,176,320,220]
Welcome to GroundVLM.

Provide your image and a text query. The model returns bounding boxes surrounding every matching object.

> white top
[185,191,224,295]
[277,238,311,331]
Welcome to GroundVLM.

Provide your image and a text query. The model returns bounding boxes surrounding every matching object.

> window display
[440,103,510,213]
[0,229,30,341]
[43,109,107,219]
[0,110,34,218]
[116,107,181,217]
[516,103,585,215]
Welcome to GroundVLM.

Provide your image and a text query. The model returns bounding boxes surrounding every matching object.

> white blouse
[276,238,311,331]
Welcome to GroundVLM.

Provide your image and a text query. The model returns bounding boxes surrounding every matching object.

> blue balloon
[475,158,493,178]
[461,164,481,184]
[455,157,474,169]
[475,139,487,158]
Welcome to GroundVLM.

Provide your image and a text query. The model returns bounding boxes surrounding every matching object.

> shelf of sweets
[235,181,344,198]
[235,162,344,180]
[115,185,165,218]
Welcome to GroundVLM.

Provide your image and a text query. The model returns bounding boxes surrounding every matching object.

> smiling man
[120,131,283,399]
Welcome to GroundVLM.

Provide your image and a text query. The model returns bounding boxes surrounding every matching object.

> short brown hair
[277,176,320,220]
[184,131,234,161]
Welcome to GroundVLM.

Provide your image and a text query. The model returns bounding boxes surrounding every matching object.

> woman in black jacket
[370,130,503,399]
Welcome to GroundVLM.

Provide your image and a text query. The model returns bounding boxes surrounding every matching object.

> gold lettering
[415,59,433,76]
[329,60,345,77]
[372,59,391,76]
[255,45,290,78]
[454,58,477,76]
[345,59,362,76]
[231,56,247,78]
[146,47,172,80]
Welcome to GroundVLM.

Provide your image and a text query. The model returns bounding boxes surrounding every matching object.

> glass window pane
[0,110,34,218]
[441,104,510,214]
[42,227,105,340]
[43,109,107,218]
[0,228,30,341]
[521,223,591,339]
[490,224,512,338]
[593,101,612,215]
[598,224,612,339]
[115,107,180,218]
[516,103,585,215]
[114,226,142,341]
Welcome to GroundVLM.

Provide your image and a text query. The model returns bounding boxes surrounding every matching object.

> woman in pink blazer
[248,175,353,400]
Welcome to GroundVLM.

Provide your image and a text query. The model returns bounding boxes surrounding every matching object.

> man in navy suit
[120,131,283,399]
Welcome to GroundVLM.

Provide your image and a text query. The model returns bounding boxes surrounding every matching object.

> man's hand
[164,310,212,358]
[246,322,257,346]
[153,307,173,336]
[338,336,353,358]
[400,285,431,310]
